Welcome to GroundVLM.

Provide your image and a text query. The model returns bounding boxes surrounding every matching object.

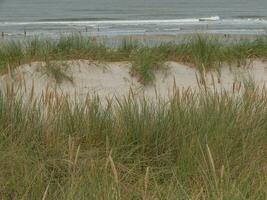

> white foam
[2,16,267,27]
[199,16,220,21]
[1,16,267,37]
[0,18,200,26]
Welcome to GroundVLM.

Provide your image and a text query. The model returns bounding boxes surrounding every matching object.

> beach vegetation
[0,34,267,84]
[0,83,266,199]
[42,60,73,84]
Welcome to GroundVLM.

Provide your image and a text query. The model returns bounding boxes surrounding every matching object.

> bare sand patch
[1,59,267,102]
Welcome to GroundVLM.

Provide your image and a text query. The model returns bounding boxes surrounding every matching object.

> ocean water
[0,0,267,37]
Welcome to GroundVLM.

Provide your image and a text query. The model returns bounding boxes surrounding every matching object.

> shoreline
[1,31,267,40]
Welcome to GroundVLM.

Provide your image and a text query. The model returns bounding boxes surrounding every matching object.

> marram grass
[42,60,74,84]
[0,34,267,84]
[0,83,266,199]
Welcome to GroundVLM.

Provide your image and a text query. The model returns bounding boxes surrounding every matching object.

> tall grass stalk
[0,83,266,199]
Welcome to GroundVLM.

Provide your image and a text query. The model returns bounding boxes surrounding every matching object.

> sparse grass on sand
[0,83,266,199]
[0,34,267,84]
[130,47,167,84]
[42,60,73,84]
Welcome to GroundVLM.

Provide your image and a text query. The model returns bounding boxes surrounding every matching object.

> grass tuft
[42,61,73,84]
[130,47,167,84]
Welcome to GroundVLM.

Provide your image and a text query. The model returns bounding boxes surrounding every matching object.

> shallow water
[0,0,267,36]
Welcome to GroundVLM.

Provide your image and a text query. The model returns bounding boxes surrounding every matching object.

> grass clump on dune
[42,60,73,84]
[130,47,167,84]
[182,35,222,71]
[0,84,266,199]
[0,34,267,84]
[117,38,139,56]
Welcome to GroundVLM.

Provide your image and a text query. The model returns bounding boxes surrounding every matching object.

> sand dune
[1,59,267,102]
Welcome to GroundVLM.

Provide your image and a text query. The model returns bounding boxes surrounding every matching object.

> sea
[0,0,267,37]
